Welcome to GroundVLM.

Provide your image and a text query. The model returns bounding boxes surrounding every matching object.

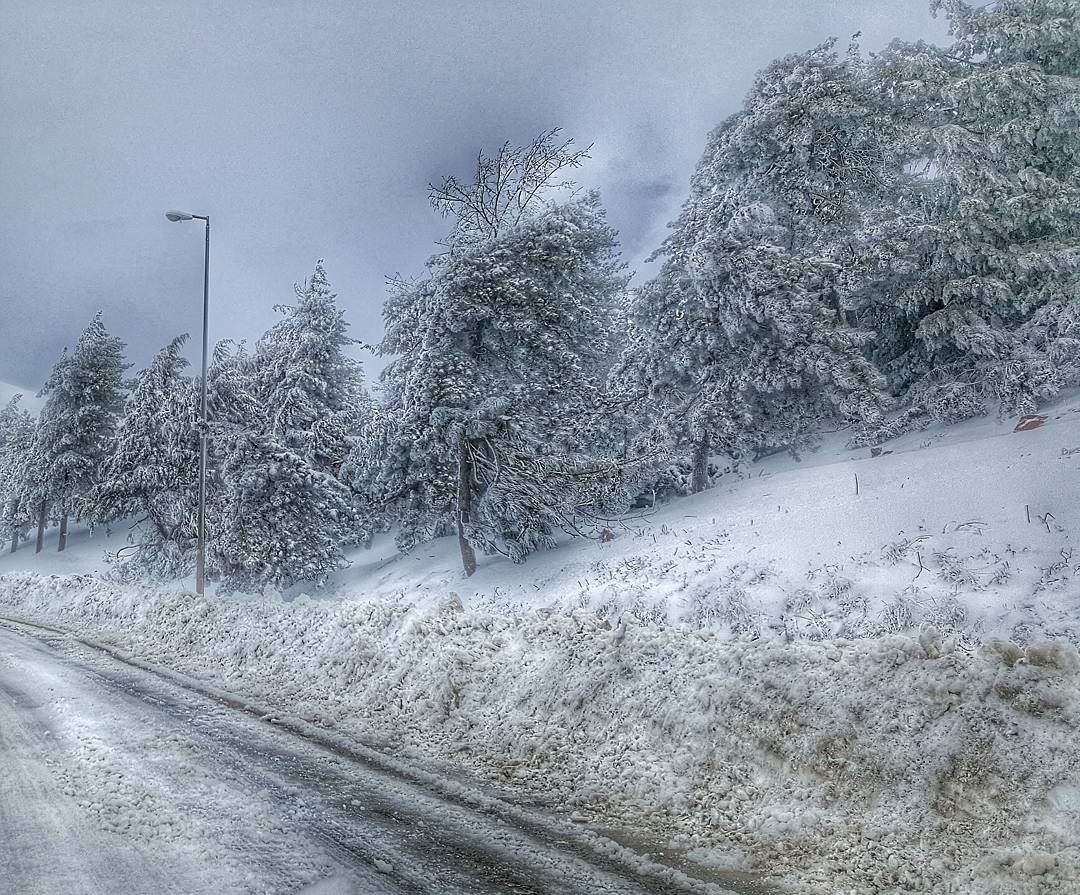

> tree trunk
[35,500,47,553]
[691,432,711,494]
[8,501,17,554]
[58,513,68,552]
[456,440,477,577]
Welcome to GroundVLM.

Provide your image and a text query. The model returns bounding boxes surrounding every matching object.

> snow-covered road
[0,617,756,895]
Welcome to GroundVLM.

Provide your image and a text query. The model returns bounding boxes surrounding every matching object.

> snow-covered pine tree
[372,131,629,574]
[615,45,892,487]
[211,432,357,592]
[0,395,35,553]
[861,0,1080,425]
[22,313,128,550]
[204,327,369,591]
[252,261,369,474]
[206,339,262,438]
[89,335,200,579]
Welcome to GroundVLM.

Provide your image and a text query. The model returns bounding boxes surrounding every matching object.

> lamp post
[165,210,210,595]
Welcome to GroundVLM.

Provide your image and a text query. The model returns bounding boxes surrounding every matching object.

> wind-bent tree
[363,130,629,575]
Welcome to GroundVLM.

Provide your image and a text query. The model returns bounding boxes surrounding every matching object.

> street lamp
[165,210,210,596]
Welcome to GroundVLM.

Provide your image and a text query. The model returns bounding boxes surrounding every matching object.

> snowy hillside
[14,388,1080,647]
[3,391,1079,894]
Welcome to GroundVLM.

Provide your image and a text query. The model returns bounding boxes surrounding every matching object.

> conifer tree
[861,0,1080,425]
[22,313,127,549]
[89,335,199,578]
[253,261,368,474]
[211,432,357,592]
[0,396,35,553]
[615,47,891,485]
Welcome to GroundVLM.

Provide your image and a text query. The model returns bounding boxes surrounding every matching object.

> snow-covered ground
[3,393,1080,893]
[1,618,736,895]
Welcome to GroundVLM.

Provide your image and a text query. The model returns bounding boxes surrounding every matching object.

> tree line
[1,0,1076,588]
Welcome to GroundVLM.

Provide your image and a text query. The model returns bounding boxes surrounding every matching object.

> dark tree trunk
[35,500,47,553]
[456,439,477,577]
[691,432,711,494]
[8,501,17,554]
[58,513,69,552]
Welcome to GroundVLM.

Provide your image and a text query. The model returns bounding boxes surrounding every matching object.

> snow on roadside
[4,394,1080,893]
[1,573,1078,895]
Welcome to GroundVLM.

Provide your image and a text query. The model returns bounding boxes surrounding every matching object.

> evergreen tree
[0,396,35,553]
[370,131,629,574]
[89,335,200,579]
[615,46,891,485]
[211,432,357,592]
[861,0,1080,425]
[206,340,262,437]
[22,314,128,549]
[253,261,369,474]
[205,328,372,591]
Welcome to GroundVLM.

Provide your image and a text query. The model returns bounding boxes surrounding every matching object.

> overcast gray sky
[0,0,948,392]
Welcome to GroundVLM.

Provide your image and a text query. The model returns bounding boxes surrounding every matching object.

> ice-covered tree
[253,261,369,473]
[89,335,200,578]
[860,0,1080,425]
[210,432,357,592]
[206,340,262,437]
[205,322,372,590]
[0,396,35,553]
[22,313,128,550]
[371,131,629,574]
[615,47,891,487]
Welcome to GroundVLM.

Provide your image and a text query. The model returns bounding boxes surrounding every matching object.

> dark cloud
[0,0,947,390]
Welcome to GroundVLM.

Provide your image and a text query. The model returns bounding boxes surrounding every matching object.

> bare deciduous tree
[428,128,592,243]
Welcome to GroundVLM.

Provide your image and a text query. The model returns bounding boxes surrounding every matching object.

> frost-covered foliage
[211,433,357,592]
[89,336,199,580]
[629,455,732,508]
[19,314,128,529]
[5,7,1079,586]
[197,265,374,590]
[0,395,35,547]
[614,42,892,477]
[858,0,1080,428]
[253,260,369,474]
[364,132,631,574]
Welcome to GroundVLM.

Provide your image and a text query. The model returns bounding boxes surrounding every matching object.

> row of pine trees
[1,0,1077,589]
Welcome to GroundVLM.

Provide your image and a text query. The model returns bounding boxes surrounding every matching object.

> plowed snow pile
[1,574,1078,895]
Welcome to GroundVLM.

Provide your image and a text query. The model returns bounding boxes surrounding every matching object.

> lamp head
[165,210,194,222]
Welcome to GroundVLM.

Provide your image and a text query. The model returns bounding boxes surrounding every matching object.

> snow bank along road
[0,616,765,895]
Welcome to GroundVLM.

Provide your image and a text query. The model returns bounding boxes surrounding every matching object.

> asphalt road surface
[0,617,767,895]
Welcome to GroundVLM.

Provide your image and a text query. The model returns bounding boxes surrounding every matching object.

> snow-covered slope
[3,393,1079,894]
[13,386,1078,644]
